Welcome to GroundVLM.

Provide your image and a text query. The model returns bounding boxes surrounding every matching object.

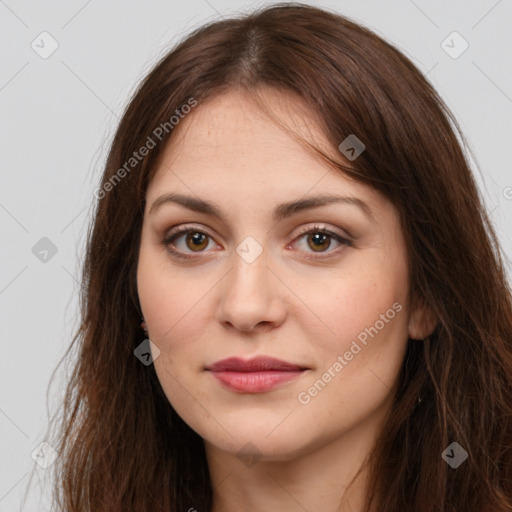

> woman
[45,3,512,511]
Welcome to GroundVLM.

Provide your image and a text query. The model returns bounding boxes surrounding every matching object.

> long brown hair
[41,3,512,510]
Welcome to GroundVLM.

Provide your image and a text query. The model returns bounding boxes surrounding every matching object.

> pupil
[188,232,207,250]
[310,233,329,251]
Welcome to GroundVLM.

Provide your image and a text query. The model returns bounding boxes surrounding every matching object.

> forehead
[145,89,388,219]
[168,88,330,152]
[149,89,344,187]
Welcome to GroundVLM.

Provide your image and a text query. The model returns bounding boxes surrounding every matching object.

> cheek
[295,257,410,415]
[137,246,212,344]
[138,257,212,416]
[296,259,409,357]
[295,279,408,431]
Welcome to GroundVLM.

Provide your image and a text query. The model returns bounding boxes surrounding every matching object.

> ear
[408,295,437,340]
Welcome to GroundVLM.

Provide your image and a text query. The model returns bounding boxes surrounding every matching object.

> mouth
[205,356,309,393]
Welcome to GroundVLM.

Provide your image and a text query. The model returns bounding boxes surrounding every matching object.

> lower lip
[209,370,305,393]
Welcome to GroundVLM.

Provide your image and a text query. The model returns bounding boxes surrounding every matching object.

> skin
[137,88,436,512]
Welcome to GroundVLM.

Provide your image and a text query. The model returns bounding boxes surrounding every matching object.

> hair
[38,2,512,511]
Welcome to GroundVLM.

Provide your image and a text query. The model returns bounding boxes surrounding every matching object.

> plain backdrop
[1,0,511,510]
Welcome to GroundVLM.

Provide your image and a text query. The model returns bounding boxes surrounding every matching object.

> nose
[215,248,288,333]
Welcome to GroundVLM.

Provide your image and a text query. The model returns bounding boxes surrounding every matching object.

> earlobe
[408,296,438,340]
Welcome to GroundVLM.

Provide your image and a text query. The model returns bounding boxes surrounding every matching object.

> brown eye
[162,227,216,259]
[293,226,352,259]
[306,232,332,252]
[185,232,209,251]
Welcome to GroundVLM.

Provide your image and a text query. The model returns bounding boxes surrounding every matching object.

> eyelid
[164,223,215,240]
[292,223,352,243]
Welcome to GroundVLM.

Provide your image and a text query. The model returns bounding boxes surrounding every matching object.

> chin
[200,422,314,462]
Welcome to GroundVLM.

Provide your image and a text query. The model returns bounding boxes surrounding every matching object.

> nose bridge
[216,239,287,331]
[231,242,270,293]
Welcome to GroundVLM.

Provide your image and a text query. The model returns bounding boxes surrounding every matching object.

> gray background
[1,0,511,510]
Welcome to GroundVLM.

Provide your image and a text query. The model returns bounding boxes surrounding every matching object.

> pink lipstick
[206,356,308,393]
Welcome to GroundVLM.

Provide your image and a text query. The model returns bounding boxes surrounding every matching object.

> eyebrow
[148,192,375,222]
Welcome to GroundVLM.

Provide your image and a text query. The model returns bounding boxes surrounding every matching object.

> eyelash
[161,224,352,261]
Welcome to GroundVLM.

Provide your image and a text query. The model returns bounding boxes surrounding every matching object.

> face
[137,89,433,462]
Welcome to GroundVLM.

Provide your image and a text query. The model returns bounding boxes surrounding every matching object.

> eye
[290,224,352,259]
[162,225,217,259]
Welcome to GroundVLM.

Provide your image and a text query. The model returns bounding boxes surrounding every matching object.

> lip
[206,356,309,393]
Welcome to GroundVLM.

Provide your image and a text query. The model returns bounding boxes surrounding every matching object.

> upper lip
[206,356,308,372]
